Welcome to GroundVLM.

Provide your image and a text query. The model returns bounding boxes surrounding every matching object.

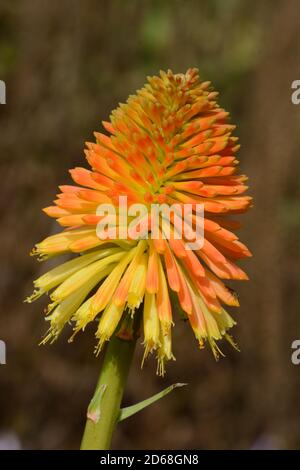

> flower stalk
[80,334,136,450]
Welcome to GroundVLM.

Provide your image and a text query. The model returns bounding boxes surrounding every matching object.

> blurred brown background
[1,0,300,450]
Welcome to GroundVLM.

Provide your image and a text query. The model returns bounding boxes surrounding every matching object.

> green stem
[80,335,136,450]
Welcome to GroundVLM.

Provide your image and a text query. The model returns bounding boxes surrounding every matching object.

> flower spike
[29,68,252,375]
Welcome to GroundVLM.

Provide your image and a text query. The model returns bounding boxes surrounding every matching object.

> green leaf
[118,382,187,422]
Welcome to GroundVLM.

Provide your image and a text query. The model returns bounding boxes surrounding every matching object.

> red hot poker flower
[28,69,252,375]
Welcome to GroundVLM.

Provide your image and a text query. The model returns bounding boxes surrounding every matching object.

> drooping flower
[27,68,252,375]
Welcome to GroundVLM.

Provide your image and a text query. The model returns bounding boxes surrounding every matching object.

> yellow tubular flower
[142,292,161,363]
[28,68,252,376]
